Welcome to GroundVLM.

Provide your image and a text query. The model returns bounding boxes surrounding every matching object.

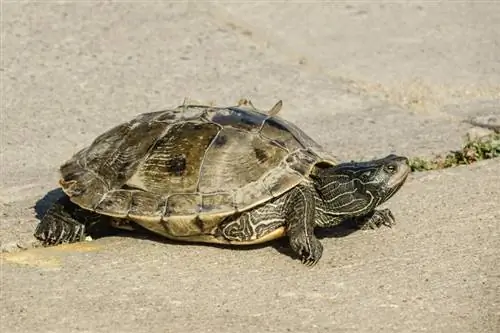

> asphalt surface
[1,2,499,332]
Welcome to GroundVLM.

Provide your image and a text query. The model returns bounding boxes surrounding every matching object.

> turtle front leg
[284,183,323,267]
[34,195,114,246]
[352,208,396,230]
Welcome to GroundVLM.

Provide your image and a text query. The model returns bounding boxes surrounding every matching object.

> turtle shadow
[34,188,65,220]
[270,222,360,260]
[120,221,361,259]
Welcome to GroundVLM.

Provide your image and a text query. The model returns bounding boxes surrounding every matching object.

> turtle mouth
[384,166,410,201]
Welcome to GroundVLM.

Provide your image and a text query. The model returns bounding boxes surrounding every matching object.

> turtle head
[313,154,410,217]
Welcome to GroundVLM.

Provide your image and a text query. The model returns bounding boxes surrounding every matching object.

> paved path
[1,2,499,332]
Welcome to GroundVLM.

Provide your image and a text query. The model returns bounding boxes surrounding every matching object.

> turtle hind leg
[34,195,114,246]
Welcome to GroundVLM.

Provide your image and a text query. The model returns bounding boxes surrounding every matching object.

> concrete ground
[1,1,499,332]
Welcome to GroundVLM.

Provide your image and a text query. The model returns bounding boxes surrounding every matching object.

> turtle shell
[58,100,338,243]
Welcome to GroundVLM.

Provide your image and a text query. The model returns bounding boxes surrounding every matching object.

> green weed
[409,132,500,172]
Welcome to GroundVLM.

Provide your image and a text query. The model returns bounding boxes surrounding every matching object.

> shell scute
[197,126,287,195]
[126,121,220,194]
[165,193,202,216]
[200,193,235,214]
[94,190,131,217]
[129,191,166,220]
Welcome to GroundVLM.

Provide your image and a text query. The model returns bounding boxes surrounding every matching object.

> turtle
[34,99,411,266]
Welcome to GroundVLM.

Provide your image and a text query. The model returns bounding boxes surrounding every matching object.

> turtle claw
[356,209,396,230]
[302,257,319,267]
[290,235,323,267]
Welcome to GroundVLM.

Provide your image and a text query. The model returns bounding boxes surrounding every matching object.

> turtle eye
[385,164,397,174]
